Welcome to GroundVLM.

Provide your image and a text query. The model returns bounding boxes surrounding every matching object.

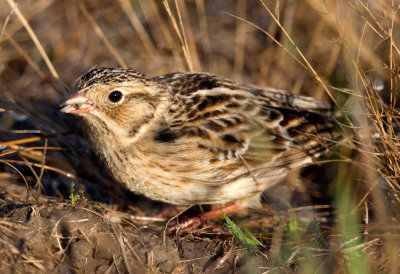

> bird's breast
[101,141,264,205]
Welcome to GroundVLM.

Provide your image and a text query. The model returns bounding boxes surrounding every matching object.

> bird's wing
[153,72,338,173]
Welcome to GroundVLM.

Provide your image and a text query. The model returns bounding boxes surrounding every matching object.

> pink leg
[155,205,189,219]
[166,203,242,234]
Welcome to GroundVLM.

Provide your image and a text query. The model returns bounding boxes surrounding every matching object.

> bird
[60,67,338,233]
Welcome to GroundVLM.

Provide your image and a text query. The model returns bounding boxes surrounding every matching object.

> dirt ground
[0,198,272,273]
[0,172,335,273]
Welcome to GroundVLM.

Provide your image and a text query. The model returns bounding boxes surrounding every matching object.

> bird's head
[61,67,169,139]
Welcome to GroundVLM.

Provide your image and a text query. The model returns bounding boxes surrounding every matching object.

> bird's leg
[166,203,243,234]
[134,205,189,225]
[155,205,190,219]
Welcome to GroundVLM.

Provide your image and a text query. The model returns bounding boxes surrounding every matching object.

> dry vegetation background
[0,0,400,273]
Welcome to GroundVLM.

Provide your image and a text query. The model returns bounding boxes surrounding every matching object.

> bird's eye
[108,90,123,103]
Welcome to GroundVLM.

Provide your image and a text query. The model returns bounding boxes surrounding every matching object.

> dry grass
[0,0,400,272]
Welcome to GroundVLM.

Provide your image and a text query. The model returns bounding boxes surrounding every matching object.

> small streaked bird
[61,67,338,232]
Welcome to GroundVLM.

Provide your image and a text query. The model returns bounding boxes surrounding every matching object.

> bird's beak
[60,91,97,114]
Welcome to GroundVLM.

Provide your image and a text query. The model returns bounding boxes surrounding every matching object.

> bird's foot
[166,203,242,234]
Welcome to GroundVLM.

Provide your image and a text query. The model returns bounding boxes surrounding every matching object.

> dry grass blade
[258,0,337,106]
[0,145,62,159]
[163,0,193,71]
[111,223,132,274]
[0,9,13,42]
[0,159,30,194]
[0,136,42,147]
[139,1,182,68]
[354,0,400,56]
[4,159,76,179]
[233,0,247,81]
[174,0,201,71]
[6,0,59,79]
[223,12,304,70]
[194,0,211,71]
[212,239,235,271]
[78,2,127,69]
[118,0,156,58]
[6,35,47,79]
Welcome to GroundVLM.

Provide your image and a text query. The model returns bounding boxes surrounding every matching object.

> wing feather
[153,72,337,178]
